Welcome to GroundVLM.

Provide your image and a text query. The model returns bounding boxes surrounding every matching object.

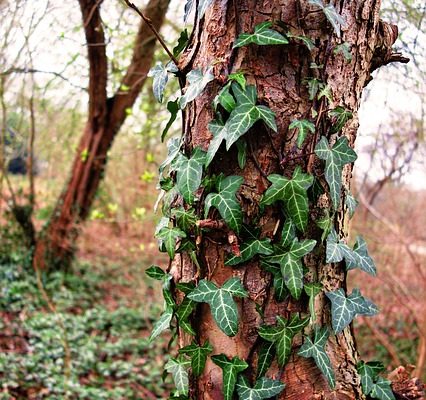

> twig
[123,0,180,67]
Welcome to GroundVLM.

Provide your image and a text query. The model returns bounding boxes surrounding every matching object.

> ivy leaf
[156,227,187,259]
[357,360,386,395]
[146,265,167,280]
[236,376,285,400]
[326,288,378,334]
[150,307,173,341]
[183,0,194,23]
[347,236,376,276]
[305,78,323,100]
[172,207,197,232]
[228,72,246,90]
[345,189,358,218]
[213,83,236,112]
[316,209,333,242]
[287,32,315,50]
[175,148,206,204]
[225,84,277,149]
[165,357,191,395]
[225,238,273,266]
[257,341,275,378]
[160,137,181,173]
[289,119,315,148]
[179,341,213,377]
[236,139,247,169]
[173,29,189,57]
[187,278,248,336]
[205,175,244,234]
[206,119,227,167]
[371,377,396,400]
[258,315,309,366]
[298,327,335,388]
[308,0,346,37]
[279,220,296,248]
[328,106,353,132]
[261,166,314,232]
[334,42,352,62]
[179,67,214,109]
[197,0,214,20]
[176,296,196,335]
[148,62,169,103]
[304,282,322,322]
[162,100,179,142]
[211,354,248,400]
[318,84,333,103]
[233,21,289,48]
[326,228,356,265]
[315,136,357,209]
[260,261,288,302]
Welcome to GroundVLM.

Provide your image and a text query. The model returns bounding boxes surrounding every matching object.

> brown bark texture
[172,1,402,399]
[32,0,170,270]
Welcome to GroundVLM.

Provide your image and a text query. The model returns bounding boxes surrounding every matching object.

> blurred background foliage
[0,0,424,398]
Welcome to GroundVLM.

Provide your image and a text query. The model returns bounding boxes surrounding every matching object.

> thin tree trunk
[32,0,170,270]
[174,1,403,398]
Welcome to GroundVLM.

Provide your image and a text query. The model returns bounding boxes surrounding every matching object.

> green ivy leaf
[260,260,288,302]
[286,32,315,50]
[263,238,316,299]
[160,137,181,174]
[234,21,289,48]
[315,136,357,209]
[304,282,322,322]
[213,83,236,112]
[258,315,309,366]
[162,100,180,142]
[371,377,396,400]
[173,29,189,57]
[298,327,335,388]
[188,278,248,336]
[206,119,228,167]
[205,175,244,233]
[305,78,323,100]
[261,166,314,231]
[211,354,248,400]
[334,42,352,62]
[228,72,246,90]
[345,189,358,218]
[156,227,187,259]
[225,238,273,266]
[316,209,333,242]
[179,67,214,109]
[179,341,213,377]
[176,296,196,335]
[225,84,277,150]
[308,0,346,37]
[347,236,376,276]
[279,220,296,248]
[289,119,315,148]
[328,106,353,132]
[236,139,247,169]
[326,288,378,334]
[165,357,191,395]
[146,265,167,280]
[150,307,173,341]
[357,360,386,395]
[175,148,206,204]
[257,341,275,378]
[172,207,198,232]
[318,84,333,103]
[236,375,285,399]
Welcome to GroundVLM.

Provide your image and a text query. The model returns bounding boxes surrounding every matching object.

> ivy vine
[140,1,396,399]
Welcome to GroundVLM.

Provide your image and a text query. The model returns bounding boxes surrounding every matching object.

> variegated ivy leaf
[233,21,289,48]
[257,341,275,378]
[179,341,213,377]
[172,207,197,232]
[326,288,378,334]
[165,357,191,395]
[345,189,358,218]
[326,229,376,276]
[289,119,315,148]
[179,67,214,109]
[304,282,322,322]
[357,360,386,396]
[156,227,187,259]
[187,277,248,336]
[236,376,285,400]
[149,306,173,341]
[263,238,316,299]
[315,136,357,209]
[225,238,273,266]
[148,61,177,103]
[370,377,396,400]
[225,83,277,150]
[298,327,335,388]
[175,148,206,204]
[261,166,314,232]
[211,354,248,400]
[258,315,309,366]
[328,106,353,132]
[204,175,244,233]
[308,0,347,37]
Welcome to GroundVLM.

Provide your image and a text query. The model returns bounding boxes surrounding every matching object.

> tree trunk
[173,1,401,398]
[32,0,170,270]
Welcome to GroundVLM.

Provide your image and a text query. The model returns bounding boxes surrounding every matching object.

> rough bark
[173,1,401,399]
[32,0,170,270]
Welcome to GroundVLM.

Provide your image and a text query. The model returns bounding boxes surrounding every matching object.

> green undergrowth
[0,259,171,399]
